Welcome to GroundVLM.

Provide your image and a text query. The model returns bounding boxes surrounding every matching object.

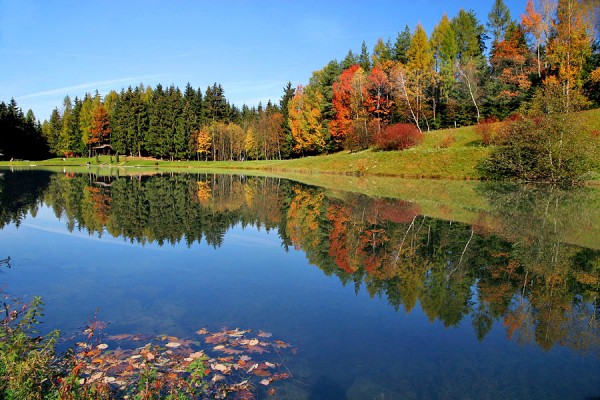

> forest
[1,0,599,163]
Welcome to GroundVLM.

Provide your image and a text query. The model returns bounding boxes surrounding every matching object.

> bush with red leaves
[474,116,500,145]
[374,123,423,151]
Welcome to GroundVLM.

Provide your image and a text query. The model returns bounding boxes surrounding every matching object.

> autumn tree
[547,0,597,111]
[366,66,394,136]
[372,38,392,66]
[288,85,326,155]
[330,65,363,148]
[489,23,535,116]
[89,104,111,154]
[196,128,211,161]
[521,0,554,78]
[392,23,435,132]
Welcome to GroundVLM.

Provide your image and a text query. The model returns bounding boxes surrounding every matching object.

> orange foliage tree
[89,104,111,153]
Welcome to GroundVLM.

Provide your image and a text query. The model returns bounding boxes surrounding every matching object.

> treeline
[0,100,49,160]
[36,82,295,161]
[1,0,599,161]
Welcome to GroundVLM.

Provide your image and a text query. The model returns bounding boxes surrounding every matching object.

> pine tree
[393,25,412,63]
[42,108,63,156]
[488,0,512,46]
[341,49,359,69]
[280,82,296,158]
[359,41,371,71]
[452,9,487,60]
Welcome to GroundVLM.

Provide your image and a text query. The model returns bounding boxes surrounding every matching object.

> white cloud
[17,75,165,100]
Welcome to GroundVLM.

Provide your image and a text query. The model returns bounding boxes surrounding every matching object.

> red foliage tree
[366,66,394,137]
[330,65,362,147]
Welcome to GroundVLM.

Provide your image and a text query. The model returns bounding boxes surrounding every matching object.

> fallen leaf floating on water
[247,345,269,354]
[253,368,271,377]
[205,333,228,344]
[85,349,102,358]
[226,328,248,337]
[61,325,294,398]
[108,333,133,340]
[188,351,205,360]
[221,347,243,355]
[211,363,230,373]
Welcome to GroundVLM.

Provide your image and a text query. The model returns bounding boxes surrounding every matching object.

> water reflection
[1,169,599,356]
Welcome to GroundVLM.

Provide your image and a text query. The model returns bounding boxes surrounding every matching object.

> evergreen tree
[280,82,296,158]
[203,83,228,123]
[452,9,487,60]
[341,49,359,69]
[308,60,341,150]
[59,96,83,156]
[42,108,63,156]
[393,25,412,63]
[0,99,49,160]
[359,40,371,71]
[487,0,512,47]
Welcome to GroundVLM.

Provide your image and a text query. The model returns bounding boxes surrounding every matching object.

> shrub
[374,123,423,151]
[474,116,500,145]
[477,112,593,184]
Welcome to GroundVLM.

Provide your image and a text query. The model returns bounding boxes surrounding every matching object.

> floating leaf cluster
[57,325,294,399]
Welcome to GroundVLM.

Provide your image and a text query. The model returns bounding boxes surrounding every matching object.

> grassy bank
[2,108,599,180]
[0,124,488,179]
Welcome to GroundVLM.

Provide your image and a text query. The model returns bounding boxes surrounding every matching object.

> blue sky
[1,0,525,120]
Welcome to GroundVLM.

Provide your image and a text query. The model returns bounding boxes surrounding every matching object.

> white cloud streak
[17,75,165,100]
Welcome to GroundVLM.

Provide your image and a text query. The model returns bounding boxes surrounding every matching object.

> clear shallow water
[0,169,599,399]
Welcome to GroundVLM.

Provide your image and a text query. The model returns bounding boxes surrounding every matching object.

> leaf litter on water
[60,325,296,398]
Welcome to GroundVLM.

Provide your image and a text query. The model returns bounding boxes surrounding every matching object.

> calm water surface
[0,169,599,399]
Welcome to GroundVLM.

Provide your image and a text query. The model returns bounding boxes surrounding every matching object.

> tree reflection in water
[1,169,598,355]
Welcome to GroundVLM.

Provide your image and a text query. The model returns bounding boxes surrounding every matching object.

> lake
[0,168,599,399]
